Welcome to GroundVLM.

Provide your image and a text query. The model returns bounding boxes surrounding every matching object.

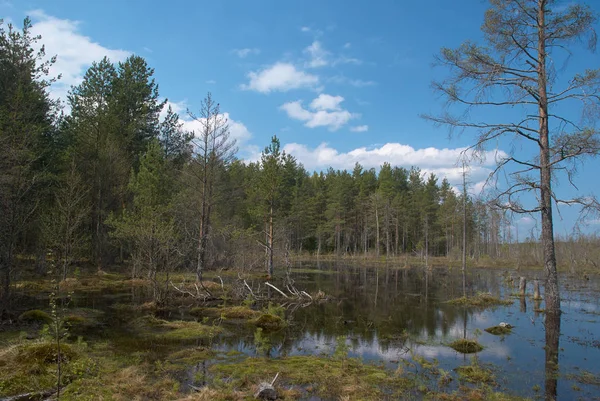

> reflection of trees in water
[234,265,505,356]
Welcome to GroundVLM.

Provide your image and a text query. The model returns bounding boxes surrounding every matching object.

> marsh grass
[448,339,484,354]
[485,325,512,335]
[447,293,512,308]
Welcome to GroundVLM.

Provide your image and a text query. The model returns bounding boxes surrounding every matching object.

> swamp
[1,262,599,400]
[3,0,600,400]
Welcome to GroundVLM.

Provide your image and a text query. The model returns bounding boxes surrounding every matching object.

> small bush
[18,310,53,325]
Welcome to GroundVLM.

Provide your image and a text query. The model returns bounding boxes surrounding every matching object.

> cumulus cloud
[281,142,504,186]
[181,113,252,144]
[159,101,252,146]
[310,94,344,111]
[241,62,319,93]
[280,94,358,131]
[28,10,130,102]
[232,48,260,58]
[350,125,369,132]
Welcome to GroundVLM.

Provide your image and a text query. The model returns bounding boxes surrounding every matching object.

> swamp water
[3,264,600,400]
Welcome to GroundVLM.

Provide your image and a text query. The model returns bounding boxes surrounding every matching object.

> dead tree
[188,93,237,282]
[424,0,600,318]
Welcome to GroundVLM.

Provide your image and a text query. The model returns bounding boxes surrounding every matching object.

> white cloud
[28,10,130,102]
[300,26,311,32]
[241,62,319,93]
[206,79,217,84]
[280,94,357,131]
[343,42,351,49]
[159,99,188,120]
[310,94,344,111]
[232,48,260,58]
[329,75,376,87]
[303,41,362,68]
[160,101,252,145]
[281,142,504,186]
[304,41,329,68]
[517,216,537,227]
[182,112,252,144]
[350,125,369,132]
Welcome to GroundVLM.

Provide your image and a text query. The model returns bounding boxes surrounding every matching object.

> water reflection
[545,311,560,401]
[233,263,600,400]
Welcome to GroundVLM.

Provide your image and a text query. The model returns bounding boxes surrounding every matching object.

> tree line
[0,15,597,308]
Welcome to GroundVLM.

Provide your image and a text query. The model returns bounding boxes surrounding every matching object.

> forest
[1,2,600,400]
[2,17,597,305]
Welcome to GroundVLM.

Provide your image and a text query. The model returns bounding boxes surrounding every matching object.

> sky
[2,0,600,237]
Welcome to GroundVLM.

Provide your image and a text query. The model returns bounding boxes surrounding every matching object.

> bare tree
[424,0,600,318]
[188,93,237,282]
[44,160,90,280]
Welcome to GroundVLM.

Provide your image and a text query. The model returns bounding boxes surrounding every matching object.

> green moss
[192,305,260,320]
[0,340,92,397]
[448,293,512,307]
[252,313,286,331]
[132,315,225,341]
[448,339,484,354]
[18,309,53,325]
[456,363,494,384]
[211,355,413,400]
[64,308,104,332]
[485,325,512,335]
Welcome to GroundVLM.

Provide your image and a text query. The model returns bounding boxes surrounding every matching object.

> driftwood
[265,282,290,299]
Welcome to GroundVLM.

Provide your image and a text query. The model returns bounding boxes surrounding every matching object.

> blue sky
[2,0,600,236]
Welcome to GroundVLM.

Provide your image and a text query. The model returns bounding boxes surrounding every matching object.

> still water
[15,263,600,400]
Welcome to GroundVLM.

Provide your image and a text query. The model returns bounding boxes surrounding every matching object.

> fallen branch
[271,372,280,386]
[265,282,290,299]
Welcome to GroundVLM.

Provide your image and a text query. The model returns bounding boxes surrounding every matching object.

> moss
[485,325,512,335]
[64,308,104,332]
[448,339,484,354]
[18,342,77,364]
[252,313,286,331]
[434,388,531,401]
[456,363,494,384]
[567,371,600,386]
[132,315,225,341]
[191,305,260,320]
[18,309,53,325]
[448,293,512,307]
[221,305,261,319]
[211,355,413,400]
[0,340,91,397]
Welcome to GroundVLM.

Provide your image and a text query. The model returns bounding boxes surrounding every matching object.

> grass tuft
[448,339,484,354]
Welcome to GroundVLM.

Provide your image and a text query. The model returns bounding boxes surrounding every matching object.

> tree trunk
[537,1,560,315]
[268,204,274,277]
[375,203,380,257]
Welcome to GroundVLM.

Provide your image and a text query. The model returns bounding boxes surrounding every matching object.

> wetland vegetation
[2,1,600,400]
